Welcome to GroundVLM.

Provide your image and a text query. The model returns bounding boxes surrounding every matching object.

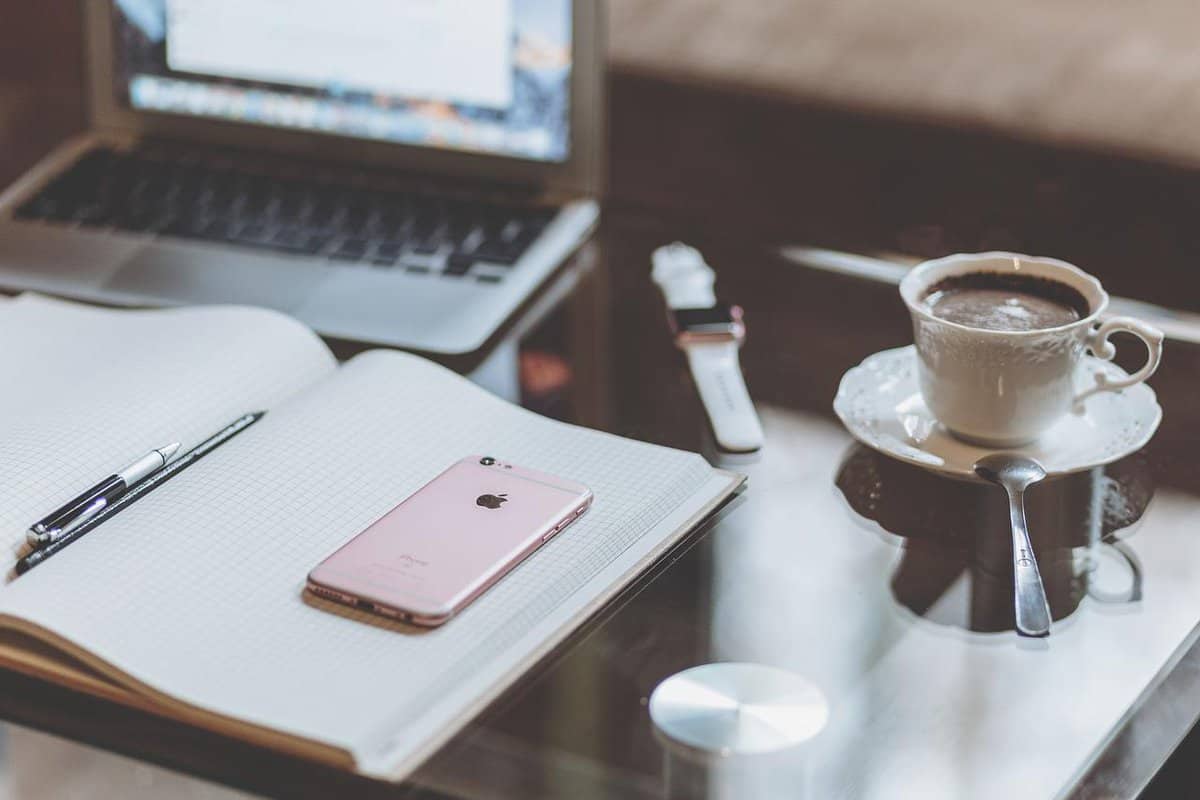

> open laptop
[0,0,602,355]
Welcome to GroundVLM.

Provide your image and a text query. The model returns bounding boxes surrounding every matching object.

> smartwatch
[651,243,764,453]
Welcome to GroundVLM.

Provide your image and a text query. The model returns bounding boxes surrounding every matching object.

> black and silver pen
[16,412,265,575]
[27,442,181,547]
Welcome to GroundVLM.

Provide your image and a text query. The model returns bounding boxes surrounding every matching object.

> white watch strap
[684,342,764,453]
[652,243,764,453]
[651,242,717,308]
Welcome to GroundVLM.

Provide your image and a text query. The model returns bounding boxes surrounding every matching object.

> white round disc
[649,663,829,756]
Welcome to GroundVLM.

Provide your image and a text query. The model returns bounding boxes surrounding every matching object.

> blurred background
[5,0,1200,318]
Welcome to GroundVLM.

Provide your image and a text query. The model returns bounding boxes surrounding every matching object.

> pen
[27,441,182,547]
[17,412,265,575]
[52,497,110,540]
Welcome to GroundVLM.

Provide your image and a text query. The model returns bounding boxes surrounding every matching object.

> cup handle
[1075,316,1164,407]
[1087,538,1143,605]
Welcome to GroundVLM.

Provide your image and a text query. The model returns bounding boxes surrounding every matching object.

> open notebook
[0,294,742,779]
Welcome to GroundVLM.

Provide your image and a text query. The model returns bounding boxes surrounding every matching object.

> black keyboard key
[166,163,204,201]
[66,148,116,178]
[275,184,312,220]
[498,219,522,241]
[71,203,114,227]
[355,191,393,230]
[113,207,170,233]
[16,196,70,221]
[470,216,548,264]
[411,235,445,255]
[470,239,522,266]
[198,172,239,216]
[272,227,328,255]
[201,218,238,241]
[341,202,372,235]
[228,221,275,247]
[443,254,475,276]
[456,226,486,254]
[235,188,272,218]
[162,217,211,241]
[370,240,404,266]
[308,189,345,228]
[330,238,368,261]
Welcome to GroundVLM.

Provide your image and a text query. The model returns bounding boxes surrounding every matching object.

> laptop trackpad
[105,243,328,311]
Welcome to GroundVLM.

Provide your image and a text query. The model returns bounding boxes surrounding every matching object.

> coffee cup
[899,252,1163,446]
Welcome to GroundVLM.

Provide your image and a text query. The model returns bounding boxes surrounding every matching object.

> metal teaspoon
[974,454,1052,638]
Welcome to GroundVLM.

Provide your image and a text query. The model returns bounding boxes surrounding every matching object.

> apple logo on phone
[476,493,508,509]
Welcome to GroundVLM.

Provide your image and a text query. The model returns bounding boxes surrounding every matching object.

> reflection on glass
[650,662,827,799]
[4,724,257,799]
[658,740,812,800]
[836,445,1152,634]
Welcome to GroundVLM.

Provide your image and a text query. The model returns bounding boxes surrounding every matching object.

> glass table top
[0,220,1195,800]
[404,224,1200,800]
[0,725,258,800]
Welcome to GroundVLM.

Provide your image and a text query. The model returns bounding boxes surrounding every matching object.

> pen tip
[160,442,182,461]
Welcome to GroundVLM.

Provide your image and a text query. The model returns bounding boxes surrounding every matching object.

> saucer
[833,346,1162,481]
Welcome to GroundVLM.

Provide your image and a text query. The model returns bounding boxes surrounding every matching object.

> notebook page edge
[360,469,743,778]
[0,612,356,770]
[8,293,336,369]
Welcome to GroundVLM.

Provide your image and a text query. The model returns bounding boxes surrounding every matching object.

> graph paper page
[0,294,336,556]
[0,350,732,774]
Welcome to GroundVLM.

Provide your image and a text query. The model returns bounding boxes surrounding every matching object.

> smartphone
[307,456,592,626]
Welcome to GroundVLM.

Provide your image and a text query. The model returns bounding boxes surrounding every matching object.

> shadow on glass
[835,445,1153,634]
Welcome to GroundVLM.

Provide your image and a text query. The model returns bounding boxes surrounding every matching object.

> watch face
[673,305,742,335]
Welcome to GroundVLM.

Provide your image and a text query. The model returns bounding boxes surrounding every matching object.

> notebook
[0,294,742,779]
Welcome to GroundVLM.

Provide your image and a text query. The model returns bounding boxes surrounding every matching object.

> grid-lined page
[0,294,336,556]
[0,350,729,774]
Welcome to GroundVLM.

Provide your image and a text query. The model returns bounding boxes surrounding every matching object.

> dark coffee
[922,272,1089,332]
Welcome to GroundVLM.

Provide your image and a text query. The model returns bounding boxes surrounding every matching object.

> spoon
[973,454,1052,638]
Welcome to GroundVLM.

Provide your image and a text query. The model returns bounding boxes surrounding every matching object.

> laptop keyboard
[14,146,557,284]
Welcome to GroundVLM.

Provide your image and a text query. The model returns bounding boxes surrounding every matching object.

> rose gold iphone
[307,456,592,626]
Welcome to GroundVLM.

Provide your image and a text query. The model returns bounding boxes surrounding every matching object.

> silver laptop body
[0,0,603,355]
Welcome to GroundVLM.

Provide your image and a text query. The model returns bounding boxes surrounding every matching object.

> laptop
[0,0,603,355]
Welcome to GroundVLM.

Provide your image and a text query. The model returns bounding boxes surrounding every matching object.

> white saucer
[833,346,1162,481]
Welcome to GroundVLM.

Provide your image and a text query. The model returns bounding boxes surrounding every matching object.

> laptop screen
[111,0,572,163]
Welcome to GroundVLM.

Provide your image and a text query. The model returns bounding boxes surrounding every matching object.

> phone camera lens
[480,457,496,466]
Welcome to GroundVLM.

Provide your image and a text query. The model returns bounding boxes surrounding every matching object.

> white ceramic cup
[899,252,1164,447]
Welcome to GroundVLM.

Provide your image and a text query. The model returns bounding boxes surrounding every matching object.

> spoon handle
[1003,484,1052,637]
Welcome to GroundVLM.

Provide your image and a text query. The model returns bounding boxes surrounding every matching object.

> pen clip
[46,497,109,544]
